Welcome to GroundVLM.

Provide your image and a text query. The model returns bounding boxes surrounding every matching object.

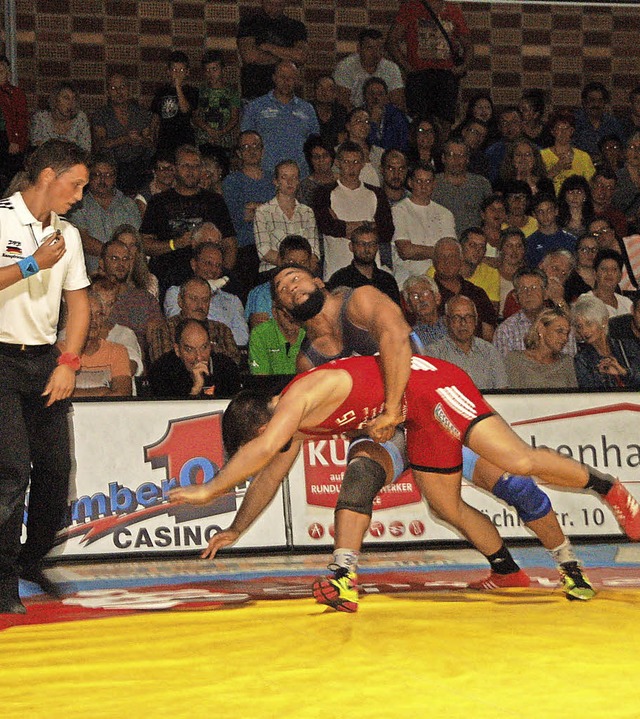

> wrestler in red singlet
[281,355,495,473]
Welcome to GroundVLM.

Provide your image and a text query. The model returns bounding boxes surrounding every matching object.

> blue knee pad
[492,474,552,523]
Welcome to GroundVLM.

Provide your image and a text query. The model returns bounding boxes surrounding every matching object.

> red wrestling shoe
[467,569,531,590]
[604,482,640,541]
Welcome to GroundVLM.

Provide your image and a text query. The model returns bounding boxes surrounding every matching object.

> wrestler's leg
[466,415,640,541]
[313,438,397,613]
[467,453,595,598]
[412,468,500,556]
[470,454,565,550]
[467,415,590,486]
[410,466,530,590]
[333,440,396,557]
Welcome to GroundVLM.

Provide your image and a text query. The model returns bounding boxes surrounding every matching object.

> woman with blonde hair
[505,306,577,389]
[112,223,159,299]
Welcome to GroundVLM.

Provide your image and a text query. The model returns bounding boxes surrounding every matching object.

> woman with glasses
[343,107,382,186]
[505,306,577,389]
[565,232,598,303]
[406,115,441,170]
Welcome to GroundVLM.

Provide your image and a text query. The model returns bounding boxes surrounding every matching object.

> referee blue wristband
[18,255,40,278]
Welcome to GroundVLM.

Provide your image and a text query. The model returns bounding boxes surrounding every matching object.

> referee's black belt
[0,342,52,357]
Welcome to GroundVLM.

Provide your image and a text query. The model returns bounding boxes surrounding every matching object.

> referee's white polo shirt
[0,192,89,346]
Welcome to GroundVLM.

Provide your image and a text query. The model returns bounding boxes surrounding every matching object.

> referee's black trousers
[0,348,71,580]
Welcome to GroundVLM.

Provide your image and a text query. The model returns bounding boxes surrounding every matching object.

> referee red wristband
[57,352,82,371]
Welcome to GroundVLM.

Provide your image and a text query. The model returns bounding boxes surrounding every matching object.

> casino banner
[49,400,287,557]
[288,392,640,547]
[47,392,640,558]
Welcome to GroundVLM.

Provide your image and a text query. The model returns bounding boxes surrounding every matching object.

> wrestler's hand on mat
[169,483,221,506]
[201,529,240,559]
[366,409,403,443]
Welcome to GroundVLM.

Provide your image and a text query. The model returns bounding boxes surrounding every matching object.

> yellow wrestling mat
[2,588,640,719]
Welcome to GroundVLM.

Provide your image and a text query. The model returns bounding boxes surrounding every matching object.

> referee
[0,140,90,613]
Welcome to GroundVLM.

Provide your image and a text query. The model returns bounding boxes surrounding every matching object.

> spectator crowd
[3,0,640,396]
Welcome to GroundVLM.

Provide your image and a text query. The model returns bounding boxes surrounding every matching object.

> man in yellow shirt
[460,226,500,311]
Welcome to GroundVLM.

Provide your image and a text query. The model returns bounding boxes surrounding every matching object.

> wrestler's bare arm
[169,395,306,512]
[348,287,412,441]
[170,373,342,506]
[200,439,304,558]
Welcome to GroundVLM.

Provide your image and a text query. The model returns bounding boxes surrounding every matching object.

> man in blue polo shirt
[241,60,319,179]
[526,193,577,268]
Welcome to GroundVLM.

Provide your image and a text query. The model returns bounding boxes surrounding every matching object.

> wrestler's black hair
[222,389,274,457]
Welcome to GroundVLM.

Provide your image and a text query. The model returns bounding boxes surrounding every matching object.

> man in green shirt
[248,301,305,375]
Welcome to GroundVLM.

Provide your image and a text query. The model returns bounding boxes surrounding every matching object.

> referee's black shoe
[19,564,63,599]
[0,579,26,614]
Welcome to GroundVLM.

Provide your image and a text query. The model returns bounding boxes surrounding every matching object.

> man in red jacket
[0,55,29,190]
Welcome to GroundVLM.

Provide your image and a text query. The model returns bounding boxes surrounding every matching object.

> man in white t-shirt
[313,141,394,280]
[0,140,91,611]
[334,28,405,110]
[391,162,456,287]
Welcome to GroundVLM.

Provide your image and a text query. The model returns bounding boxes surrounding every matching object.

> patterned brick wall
[12,1,640,120]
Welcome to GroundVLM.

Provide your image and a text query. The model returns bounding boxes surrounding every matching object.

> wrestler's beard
[288,287,325,322]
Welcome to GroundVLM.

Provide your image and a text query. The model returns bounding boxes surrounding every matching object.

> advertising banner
[48,392,640,558]
[288,393,640,548]
[50,400,287,558]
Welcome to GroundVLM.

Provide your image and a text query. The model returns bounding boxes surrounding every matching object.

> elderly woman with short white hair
[572,294,640,389]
